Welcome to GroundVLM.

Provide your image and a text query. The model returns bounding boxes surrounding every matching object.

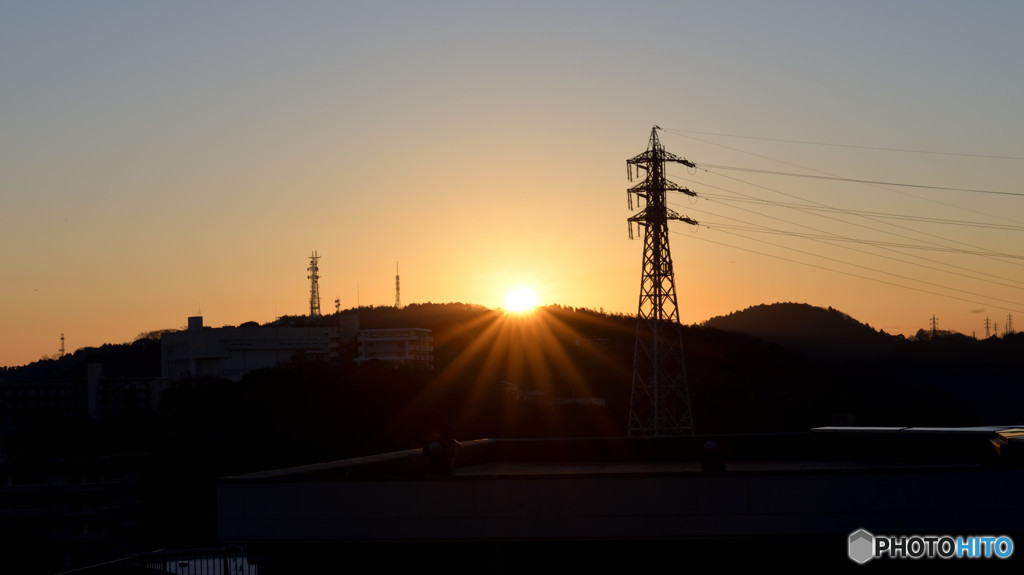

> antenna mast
[308,251,322,317]
[626,126,698,437]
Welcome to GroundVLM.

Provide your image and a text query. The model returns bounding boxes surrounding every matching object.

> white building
[356,328,433,370]
[161,316,357,381]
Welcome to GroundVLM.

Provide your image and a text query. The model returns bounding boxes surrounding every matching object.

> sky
[3,1,1024,367]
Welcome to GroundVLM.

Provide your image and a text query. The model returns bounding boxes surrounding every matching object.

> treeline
[0,335,163,382]
[5,301,1024,566]
[7,301,1024,442]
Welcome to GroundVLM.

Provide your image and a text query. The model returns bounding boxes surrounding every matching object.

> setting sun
[505,287,538,313]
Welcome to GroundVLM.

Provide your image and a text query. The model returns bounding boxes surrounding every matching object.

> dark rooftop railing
[56,546,254,574]
[217,426,1024,484]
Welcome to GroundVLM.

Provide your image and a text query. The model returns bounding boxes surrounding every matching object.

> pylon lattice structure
[395,262,401,309]
[626,126,698,437]
[308,251,322,317]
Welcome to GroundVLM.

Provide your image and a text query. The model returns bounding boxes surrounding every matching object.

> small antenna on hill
[395,261,401,309]
[308,251,322,317]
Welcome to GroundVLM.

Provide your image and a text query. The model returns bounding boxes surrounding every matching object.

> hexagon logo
[849,529,875,564]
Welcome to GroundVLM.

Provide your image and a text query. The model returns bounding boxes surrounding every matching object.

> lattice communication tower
[626,126,698,437]
[308,251,322,317]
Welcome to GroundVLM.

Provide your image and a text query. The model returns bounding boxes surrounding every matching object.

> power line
[680,207,1024,307]
[699,164,1024,197]
[697,193,1024,232]
[668,175,1024,300]
[673,228,1023,315]
[683,168,1024,269]
[664,171,1024,308]
[679,196,1024,264]
[753,224,1024,306]
[650,128,1024,327]
[660,127,1024,161]
[670,182,1024,292]
[690,213,990,256]
[664,130,1024,226]
[687,213,1024,291]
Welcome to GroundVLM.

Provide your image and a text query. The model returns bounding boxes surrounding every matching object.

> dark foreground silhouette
[2,302,1022,572]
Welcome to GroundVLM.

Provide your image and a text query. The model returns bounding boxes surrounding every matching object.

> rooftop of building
[217,427,1024,568]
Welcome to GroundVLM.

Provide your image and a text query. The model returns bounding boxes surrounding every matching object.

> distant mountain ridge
[704,302,898,362]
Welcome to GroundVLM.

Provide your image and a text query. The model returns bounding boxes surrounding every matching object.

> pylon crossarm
[665,181,697,197]
[628,181,652,196]
[664,208,698,227]
[628,149,694,169]
[669,156,696,168]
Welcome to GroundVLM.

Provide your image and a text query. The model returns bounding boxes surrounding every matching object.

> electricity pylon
[626,126,697,437]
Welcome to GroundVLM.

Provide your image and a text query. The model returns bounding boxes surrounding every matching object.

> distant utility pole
[395,261,401,309]
[1008,313,1015,335]
[335,297,341,314]
[308,251,322,317]
[930,314,939,338]
[626,126,698,437]
[985,316,991,339]
[60,333,65,357]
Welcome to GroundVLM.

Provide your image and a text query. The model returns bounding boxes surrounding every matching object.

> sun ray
[397,303,633,439]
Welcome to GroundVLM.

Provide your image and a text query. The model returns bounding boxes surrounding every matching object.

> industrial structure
[0,364,168,424]
[395,262,401,309]
[161,252,432,380]
[161,316,356,381]
[357,328,433,370]
[308,251,322,317]
[626,126,697,437]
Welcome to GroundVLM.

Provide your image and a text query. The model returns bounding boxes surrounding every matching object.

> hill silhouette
[6,300,1024,571]
[704,302,898,363]
[5,301,1022,442]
